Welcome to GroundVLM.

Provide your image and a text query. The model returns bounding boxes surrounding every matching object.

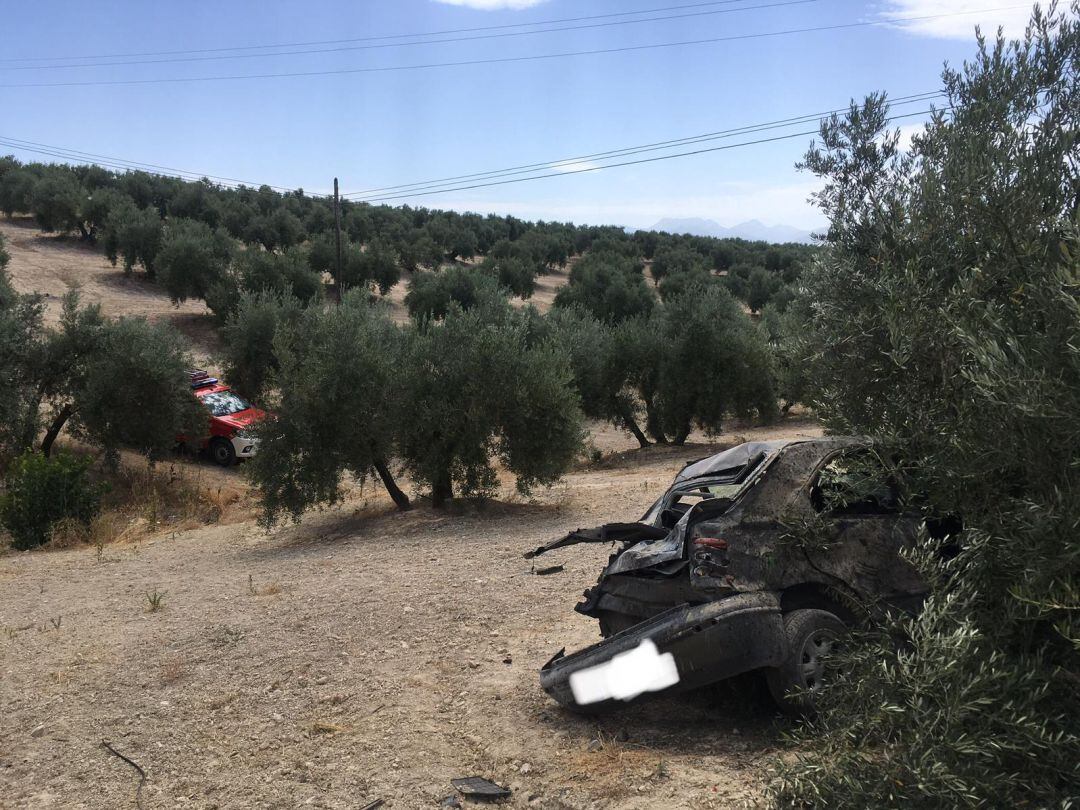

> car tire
[766,608,846,715]
[209,437,236,467]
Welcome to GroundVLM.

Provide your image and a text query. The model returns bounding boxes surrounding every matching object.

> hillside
[0,217,824,808]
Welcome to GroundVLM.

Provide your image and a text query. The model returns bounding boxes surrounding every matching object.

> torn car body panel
[541,592,786,712]
[538,436,929,711]
[523,523,667,560]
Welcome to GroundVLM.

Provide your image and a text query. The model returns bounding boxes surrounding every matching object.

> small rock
[30,724,46,738]
[519,762,532,774]
[586,738,603,753]
[439,795,461,808]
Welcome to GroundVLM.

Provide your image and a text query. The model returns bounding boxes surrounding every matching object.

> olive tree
[769,8,1080,807]
[553,251,654,323]
[220,290,303,402]
[546,307,650,447]
[29,172,85,234]
[404,265,507,321]
[101,199,163,276]
[0,169,37,217]
[245,291,412,521]
[398,304,584,506]
[155,218,236,303]
[649,285,775,443]
[0,236,44,460]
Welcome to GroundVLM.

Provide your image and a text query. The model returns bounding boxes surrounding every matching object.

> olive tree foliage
[397,303,585,505]
[155,218,236,303]
[478,254,537,298]
[0,236,44,461]
[404,265,508,321]
[548,285,774,447]
[28,171,84,234]
[545,307,650,447]
[220,290,304,402]
[553,250,654,323]
[245,291,412,522]
[649,244,708,285]
[350,238,401,295]
[0,168,37,217]
[0,254,204,465]
[647,286,775,444]
[101,199,163,276]
[69,316,207,459]
[768,9,1080,808]
[205,247,322,320]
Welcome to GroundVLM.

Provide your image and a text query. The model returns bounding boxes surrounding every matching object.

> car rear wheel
[209,437,236,467]
[766,608,846,715]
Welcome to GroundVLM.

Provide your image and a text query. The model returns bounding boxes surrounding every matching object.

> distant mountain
[647,217,817,244]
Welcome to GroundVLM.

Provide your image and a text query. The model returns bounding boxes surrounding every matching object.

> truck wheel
[766,609,846,715]
[209,437,236,467]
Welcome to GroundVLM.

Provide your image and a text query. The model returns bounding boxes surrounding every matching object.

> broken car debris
[535,437,933,713]
[450,776,512,799]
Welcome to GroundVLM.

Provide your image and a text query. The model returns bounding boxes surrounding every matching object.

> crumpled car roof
[675,439,796,484]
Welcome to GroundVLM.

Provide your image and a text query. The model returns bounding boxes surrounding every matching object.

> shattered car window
[200,390,251,417]
[811,453,899,515]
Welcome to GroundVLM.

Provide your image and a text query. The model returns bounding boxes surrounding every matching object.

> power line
[1,0,816,72]
[0,135,302,193]
[0,0,772,63]
[0,6,1030,89]
[351,108,941,204]
[343,91,945,199]
[0,97,941,205]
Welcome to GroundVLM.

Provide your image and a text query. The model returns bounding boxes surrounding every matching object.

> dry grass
[32,449,256,555]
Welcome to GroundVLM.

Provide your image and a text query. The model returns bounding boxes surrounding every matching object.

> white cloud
[892,121,929,151]
[880,1,1033,40]
[547,160,602,174]
[432,0,550,9]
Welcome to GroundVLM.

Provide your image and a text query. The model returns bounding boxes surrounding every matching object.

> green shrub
[1,451,103,549]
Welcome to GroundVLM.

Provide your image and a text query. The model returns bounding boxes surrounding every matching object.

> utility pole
[333,177,343,295]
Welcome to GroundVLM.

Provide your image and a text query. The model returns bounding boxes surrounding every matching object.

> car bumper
[231,436,259,458]
[540,591,785,711]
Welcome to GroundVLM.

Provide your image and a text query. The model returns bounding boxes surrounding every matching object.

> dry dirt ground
[0,416,822,810]
[1,221,823,809]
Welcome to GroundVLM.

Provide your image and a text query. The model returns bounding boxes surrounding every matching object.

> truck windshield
[200,390,251,417]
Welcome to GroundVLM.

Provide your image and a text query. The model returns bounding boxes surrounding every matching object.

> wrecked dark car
[531,437,929,713]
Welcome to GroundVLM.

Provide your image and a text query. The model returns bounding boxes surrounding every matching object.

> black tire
[209,437,236,467]
[766,608,846,715]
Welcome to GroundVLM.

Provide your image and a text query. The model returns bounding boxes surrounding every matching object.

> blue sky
[0,1,1035,230]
